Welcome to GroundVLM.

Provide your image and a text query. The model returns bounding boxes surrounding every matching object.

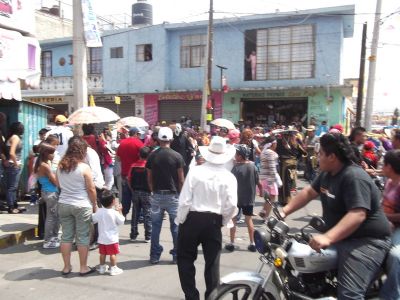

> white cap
[158,127,173,141]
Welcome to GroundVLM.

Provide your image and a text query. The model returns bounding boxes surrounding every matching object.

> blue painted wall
[102,25,168,94]
[40,6,353,94]
[42,43,73,77]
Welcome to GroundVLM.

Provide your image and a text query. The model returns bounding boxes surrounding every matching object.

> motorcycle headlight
[254,230,271,254]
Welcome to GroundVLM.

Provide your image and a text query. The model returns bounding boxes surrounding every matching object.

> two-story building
[23,5,355,127]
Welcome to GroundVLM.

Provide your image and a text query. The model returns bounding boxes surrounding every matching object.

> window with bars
[88,47,102,74]
[136,44,153,62]
[41,51,52,77]
[247,24,315,80]
[180,34,206,68]
[110,47,123,58]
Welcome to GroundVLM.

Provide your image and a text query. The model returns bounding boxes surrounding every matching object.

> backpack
[130,166,150,192]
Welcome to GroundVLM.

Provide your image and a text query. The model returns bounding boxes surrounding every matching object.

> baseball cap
[55,115,67,123]
[158,127,173,141]
[129,127,145,136]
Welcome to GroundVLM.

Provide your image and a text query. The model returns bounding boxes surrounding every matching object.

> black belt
[154,190,177,195]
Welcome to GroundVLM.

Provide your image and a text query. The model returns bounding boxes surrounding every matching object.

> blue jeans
[150,193,179,260]
[380,228,400,300]
[121,177,132,216]
[130,190,152,239]
[334,237,391,300]
[4,165,22,208]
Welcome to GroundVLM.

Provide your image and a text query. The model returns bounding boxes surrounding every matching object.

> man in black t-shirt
[281,133,391,300]
[146,127,185,264]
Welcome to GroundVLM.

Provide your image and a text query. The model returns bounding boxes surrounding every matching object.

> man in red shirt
[116,127,144,219]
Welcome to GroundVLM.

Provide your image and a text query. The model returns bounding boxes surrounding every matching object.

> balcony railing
[38,75,103,92]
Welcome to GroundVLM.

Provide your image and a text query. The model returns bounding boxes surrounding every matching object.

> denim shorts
[58,203,92,246]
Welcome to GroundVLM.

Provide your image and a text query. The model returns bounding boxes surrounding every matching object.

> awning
[0,28,41,101]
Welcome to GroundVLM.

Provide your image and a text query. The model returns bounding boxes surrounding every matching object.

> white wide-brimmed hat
[198,136,236,165]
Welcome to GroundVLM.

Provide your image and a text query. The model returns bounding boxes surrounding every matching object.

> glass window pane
[268,27,280,45]
[292,43,314,61]
[279,63,290,79]
[279,27,291,44]
[279,45,290,62]
[268,46,279,63]
[267,63,279,79]
[292,25,313,43]
[256,63,267,80]
[257,29,268,46]
[180,47,190,67]
[292,62,313,78]
[256,46,267,63]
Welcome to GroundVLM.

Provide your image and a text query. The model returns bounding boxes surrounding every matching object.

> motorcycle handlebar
[264,193,284,221]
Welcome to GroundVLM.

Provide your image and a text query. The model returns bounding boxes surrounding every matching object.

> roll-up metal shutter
[97,100,135,118]
[158,100,201,123]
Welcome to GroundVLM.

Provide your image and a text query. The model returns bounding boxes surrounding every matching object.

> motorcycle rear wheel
[210,283,280,300]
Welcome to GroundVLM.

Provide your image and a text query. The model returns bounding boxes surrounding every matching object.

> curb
[0,226,37,250]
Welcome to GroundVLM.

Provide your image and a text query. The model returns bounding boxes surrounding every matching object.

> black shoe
[247,244,257,252]
[224,243,235,252]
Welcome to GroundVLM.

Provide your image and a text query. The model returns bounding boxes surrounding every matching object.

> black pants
[177,211,222,300]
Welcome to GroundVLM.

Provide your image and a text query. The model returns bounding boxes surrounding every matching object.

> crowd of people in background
[0,113,399,299]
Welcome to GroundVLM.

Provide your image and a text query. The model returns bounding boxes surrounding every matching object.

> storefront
[223,86,352,127]
[29,96,69,123]
[94,94,138,119]
[144,91,223,126]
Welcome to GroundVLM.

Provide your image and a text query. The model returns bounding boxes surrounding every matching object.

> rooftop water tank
[132,0,153,26]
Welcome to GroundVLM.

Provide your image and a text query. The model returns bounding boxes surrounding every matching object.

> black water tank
[132,0,153,26]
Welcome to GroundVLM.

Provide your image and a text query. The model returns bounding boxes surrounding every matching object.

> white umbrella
[67,106,120,125]
[116,116,149,129]
[210,118,235,130]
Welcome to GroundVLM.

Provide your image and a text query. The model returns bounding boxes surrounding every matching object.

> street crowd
[0,113,400,299]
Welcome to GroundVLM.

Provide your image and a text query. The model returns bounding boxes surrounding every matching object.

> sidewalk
[0,202,38,249]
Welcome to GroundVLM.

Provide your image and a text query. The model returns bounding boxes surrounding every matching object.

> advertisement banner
[0,0,35,35]
[81,0,102,48]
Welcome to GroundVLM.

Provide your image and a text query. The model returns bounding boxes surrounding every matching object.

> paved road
[0,191,322,300]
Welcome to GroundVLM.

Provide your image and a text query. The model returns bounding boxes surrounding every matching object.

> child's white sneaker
[109,266,123,276]
[97,264,109,275]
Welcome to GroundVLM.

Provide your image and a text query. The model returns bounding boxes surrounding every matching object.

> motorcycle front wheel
[210,283,280,300]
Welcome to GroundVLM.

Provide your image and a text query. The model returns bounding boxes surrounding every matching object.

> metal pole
[200,0,214,131]
[216,64,227,113]
[72,0,88,113]
[364,0,382,131]
[355,22,367,127]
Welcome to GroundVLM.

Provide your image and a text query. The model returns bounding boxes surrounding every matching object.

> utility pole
[72,0,88,113]
[200,0,214,131]
[216,64,227,105]
[364,0,382,131]
[355,22,367,127]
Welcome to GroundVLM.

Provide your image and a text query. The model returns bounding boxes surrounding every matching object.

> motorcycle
[209,199,385,300]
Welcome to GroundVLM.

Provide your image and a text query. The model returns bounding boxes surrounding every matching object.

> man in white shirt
[176,136,238,300]
[45,115,73,158]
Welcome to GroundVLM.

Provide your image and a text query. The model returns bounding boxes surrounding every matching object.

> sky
[36,0,400,113]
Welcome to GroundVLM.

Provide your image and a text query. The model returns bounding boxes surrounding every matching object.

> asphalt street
[0,191,322,300]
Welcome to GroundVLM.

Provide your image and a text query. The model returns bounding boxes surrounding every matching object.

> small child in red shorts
[92,191,125,275]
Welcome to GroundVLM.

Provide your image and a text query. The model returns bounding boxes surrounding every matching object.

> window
[110,47,123,58]
[244,24,315,80]
[136,44,152,61]
[88,47,102,74]
[180,34,206,68]
[41,51,52,77]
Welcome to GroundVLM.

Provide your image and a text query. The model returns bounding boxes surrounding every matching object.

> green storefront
[222,86,352,129]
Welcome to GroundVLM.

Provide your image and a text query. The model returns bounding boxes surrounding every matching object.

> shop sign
[241,90,316,98]
[159,93,202,101]
[30,97,64,104]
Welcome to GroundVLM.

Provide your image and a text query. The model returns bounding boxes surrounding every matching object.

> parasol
[116,116,149,129]
[210,118,235,130]
[67,106,120,125]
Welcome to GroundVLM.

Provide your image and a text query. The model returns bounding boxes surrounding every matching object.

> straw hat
[198,136,236,164]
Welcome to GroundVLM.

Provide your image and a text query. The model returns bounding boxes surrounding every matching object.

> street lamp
[216,64,228,105]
